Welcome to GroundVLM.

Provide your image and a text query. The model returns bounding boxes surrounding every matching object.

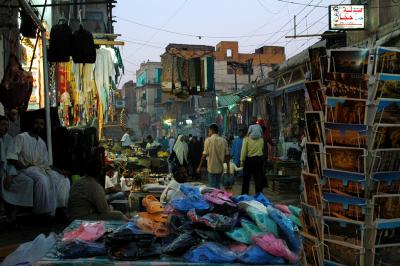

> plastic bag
[62,221,105,242]
[2,233,55,266]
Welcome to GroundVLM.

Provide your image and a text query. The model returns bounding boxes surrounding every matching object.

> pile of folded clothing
[57,184,302,264]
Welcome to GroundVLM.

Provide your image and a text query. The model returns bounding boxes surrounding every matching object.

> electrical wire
[116,16,297,39]
[260,0,323,47]
[274,0,400,9]
[256,0,284,14]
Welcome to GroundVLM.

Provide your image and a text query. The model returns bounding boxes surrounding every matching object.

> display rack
[300,46,400,266]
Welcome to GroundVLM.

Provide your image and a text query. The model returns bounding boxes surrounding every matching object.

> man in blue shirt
[231,128,246,167]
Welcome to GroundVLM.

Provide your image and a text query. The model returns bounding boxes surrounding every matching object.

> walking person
[231,128,246,167]
[188,136,202,180]
[240,133,264,195]
[173,135,189,168]
[197,124,230,188]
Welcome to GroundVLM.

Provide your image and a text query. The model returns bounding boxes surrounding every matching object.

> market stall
[300,46,400,265]
[31,186,302,265]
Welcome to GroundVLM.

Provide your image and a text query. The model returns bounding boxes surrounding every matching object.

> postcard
[325,146,366,174]
[373,78,400,100]
[326,97,367,125]
[375,47,400,76]
[374,220,400,247]
[326,72,368,99]
[302,171,323,209]
[301,203,322,238]
[371,149,400,173]
[324,241,363,266]
[325,123,367,148]
[309,47,328,82]
[374,246,400,266]
[372,172,400,195]
[373,194,400,220]
[323,192,366,221]
[323,216,364,247]
[322,169,365,198]
[306,143,324,176]
[373,99,400,125]
[373,126,400,149]
[329,49,369,74]
[305,81,325,112]
[305,112,325,143]
[301,233,322,266]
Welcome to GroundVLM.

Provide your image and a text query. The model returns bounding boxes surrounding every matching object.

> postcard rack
[300,47,400,266]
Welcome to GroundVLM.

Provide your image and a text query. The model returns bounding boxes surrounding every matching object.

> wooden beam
[94,40,125,46]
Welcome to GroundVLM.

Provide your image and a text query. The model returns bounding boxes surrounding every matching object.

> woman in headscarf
[173,135,189,167]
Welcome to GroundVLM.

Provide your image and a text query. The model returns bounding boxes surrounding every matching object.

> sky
[114,0,350,88]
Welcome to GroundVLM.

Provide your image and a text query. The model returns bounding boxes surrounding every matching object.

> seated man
[104,165,125,203]
[67,158,127,221]
[0,115,34,222]
[7,116,70,216]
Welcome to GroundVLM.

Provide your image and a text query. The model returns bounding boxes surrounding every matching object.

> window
[227,68,234,75]
[226,49,232,58]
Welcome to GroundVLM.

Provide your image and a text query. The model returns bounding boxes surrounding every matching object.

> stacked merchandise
[301,47,400,265]
[54,185,301,264]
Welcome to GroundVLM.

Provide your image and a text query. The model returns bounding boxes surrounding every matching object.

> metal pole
[18,0,53,163]
[41,31,53,165]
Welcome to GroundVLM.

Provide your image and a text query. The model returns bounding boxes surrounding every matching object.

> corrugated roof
[217,94,240,107]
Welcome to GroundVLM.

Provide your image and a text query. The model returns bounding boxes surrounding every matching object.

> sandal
[142,195,164,214]
[138,212,168,223]
[188,209,237,231]
[183,242,237,263]
[253,233,299,264]
[232,194,254,203]
[238,200,268,213]
[204,189,236,207]
[162,232,198,255]
[109,242,162,260]
[238,245,286,265]
[254,192,272,207]
[275,204,291,217]
[241,219,263,238]
[105,222,154,248]
[267,206,301,253]
[136,217,170,238]
[194,229,223,242]
[247,207,278,236]
[225,227,251,244]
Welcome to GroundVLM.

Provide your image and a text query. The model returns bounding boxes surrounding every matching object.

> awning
[285,82,306,93]
[217,94,240,108]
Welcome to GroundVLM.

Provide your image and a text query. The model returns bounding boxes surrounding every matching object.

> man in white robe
[0,116,34,221]
[8,116,70,216]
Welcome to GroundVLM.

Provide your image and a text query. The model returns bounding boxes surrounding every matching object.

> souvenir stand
[300,46,400,266]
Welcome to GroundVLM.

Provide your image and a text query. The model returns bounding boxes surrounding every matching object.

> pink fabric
[253,233,298,263]
[63,221,106,242]
[275,204,291,217]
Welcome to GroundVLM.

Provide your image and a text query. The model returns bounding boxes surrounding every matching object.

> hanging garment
[48,22,73,62]
[20,10,39,38]
[0,55,33,112]
[94,48,115,123]
[72,25,96,64]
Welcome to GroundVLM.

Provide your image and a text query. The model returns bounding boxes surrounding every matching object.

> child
[222,160,243,192]
[247,116,263,140]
